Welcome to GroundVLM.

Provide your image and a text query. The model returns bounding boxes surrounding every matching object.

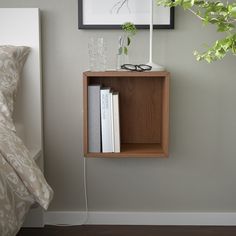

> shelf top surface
[84,144,168,158]
[84,71,170,77]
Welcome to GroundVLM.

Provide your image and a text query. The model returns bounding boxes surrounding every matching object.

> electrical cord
[82,156,89,225]
[47,156,89,226]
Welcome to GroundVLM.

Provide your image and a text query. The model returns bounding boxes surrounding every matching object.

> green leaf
[209,18,219,24]
[157,0,236,62]
[230,6,236,17]
[124,47,128,55]
[122,22,137,35]
[127,37,131,46]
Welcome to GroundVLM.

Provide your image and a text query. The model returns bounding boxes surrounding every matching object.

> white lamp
[146,0,165,71]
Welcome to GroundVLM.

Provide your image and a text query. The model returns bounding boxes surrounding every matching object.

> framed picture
[78,0,174,29]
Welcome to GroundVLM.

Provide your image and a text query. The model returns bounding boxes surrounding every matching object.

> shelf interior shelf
[86,143,167,158]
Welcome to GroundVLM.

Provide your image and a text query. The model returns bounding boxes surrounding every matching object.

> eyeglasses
[121,64,152,72]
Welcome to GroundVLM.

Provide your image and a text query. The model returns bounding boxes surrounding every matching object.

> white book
[88,85,101,152]
[100,88,113,152]
[112,92,121,153]
[110,90,115,152]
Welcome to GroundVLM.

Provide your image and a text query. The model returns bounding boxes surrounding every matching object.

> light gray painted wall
[1,0,236,212]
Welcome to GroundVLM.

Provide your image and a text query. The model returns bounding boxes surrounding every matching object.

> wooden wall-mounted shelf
[83,71,170,158]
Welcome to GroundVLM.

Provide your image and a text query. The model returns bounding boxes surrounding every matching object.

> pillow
[0,90,15,131]
[0,45,30,118]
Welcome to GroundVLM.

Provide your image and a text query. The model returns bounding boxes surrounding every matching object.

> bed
[0,8,53,235]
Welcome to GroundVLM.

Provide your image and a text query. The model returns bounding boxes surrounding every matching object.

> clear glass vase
[116,53,129,70]
[88,37,107,71]
[116,35,129,70]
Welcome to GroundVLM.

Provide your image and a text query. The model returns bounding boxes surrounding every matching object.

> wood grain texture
[83,73,88,155]
[84,71,170,78]
[85,143,165,158]
[162,74,170,156]
[83,71,170,158]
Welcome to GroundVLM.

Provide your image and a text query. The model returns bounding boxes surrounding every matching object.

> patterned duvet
[0,123,53,236]
[0,46,53,235]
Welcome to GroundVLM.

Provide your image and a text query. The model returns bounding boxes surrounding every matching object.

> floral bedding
[0,122,53,236]
[0,45,53,236]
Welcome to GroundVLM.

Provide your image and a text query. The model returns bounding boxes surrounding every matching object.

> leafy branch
[156,0,236,62]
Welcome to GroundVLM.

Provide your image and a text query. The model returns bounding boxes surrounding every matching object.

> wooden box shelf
[83,71,170,158]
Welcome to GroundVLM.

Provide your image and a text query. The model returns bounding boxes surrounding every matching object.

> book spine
[110,91,115,152]
[88,85,101,152]
[112,93,121,153]
[100,89,113,152]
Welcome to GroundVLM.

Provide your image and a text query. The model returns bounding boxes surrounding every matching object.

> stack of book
[88,85,120,153]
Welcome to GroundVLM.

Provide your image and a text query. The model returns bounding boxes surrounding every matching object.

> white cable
[82,156,89,225]
[47,156,89,226]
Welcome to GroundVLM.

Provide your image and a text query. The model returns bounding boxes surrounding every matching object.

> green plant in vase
[117,22,137,69]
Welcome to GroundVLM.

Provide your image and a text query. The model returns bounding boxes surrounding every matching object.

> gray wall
[1,0,236,212]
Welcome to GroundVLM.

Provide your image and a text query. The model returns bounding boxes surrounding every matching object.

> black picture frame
[78,0,174,30]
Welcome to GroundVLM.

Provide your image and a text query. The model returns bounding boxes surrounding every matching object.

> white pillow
[0,45,30,130]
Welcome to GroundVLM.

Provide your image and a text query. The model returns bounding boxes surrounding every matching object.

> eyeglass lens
[123,64,136,70]
[139,64,152,70]
[121,64,152,72]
